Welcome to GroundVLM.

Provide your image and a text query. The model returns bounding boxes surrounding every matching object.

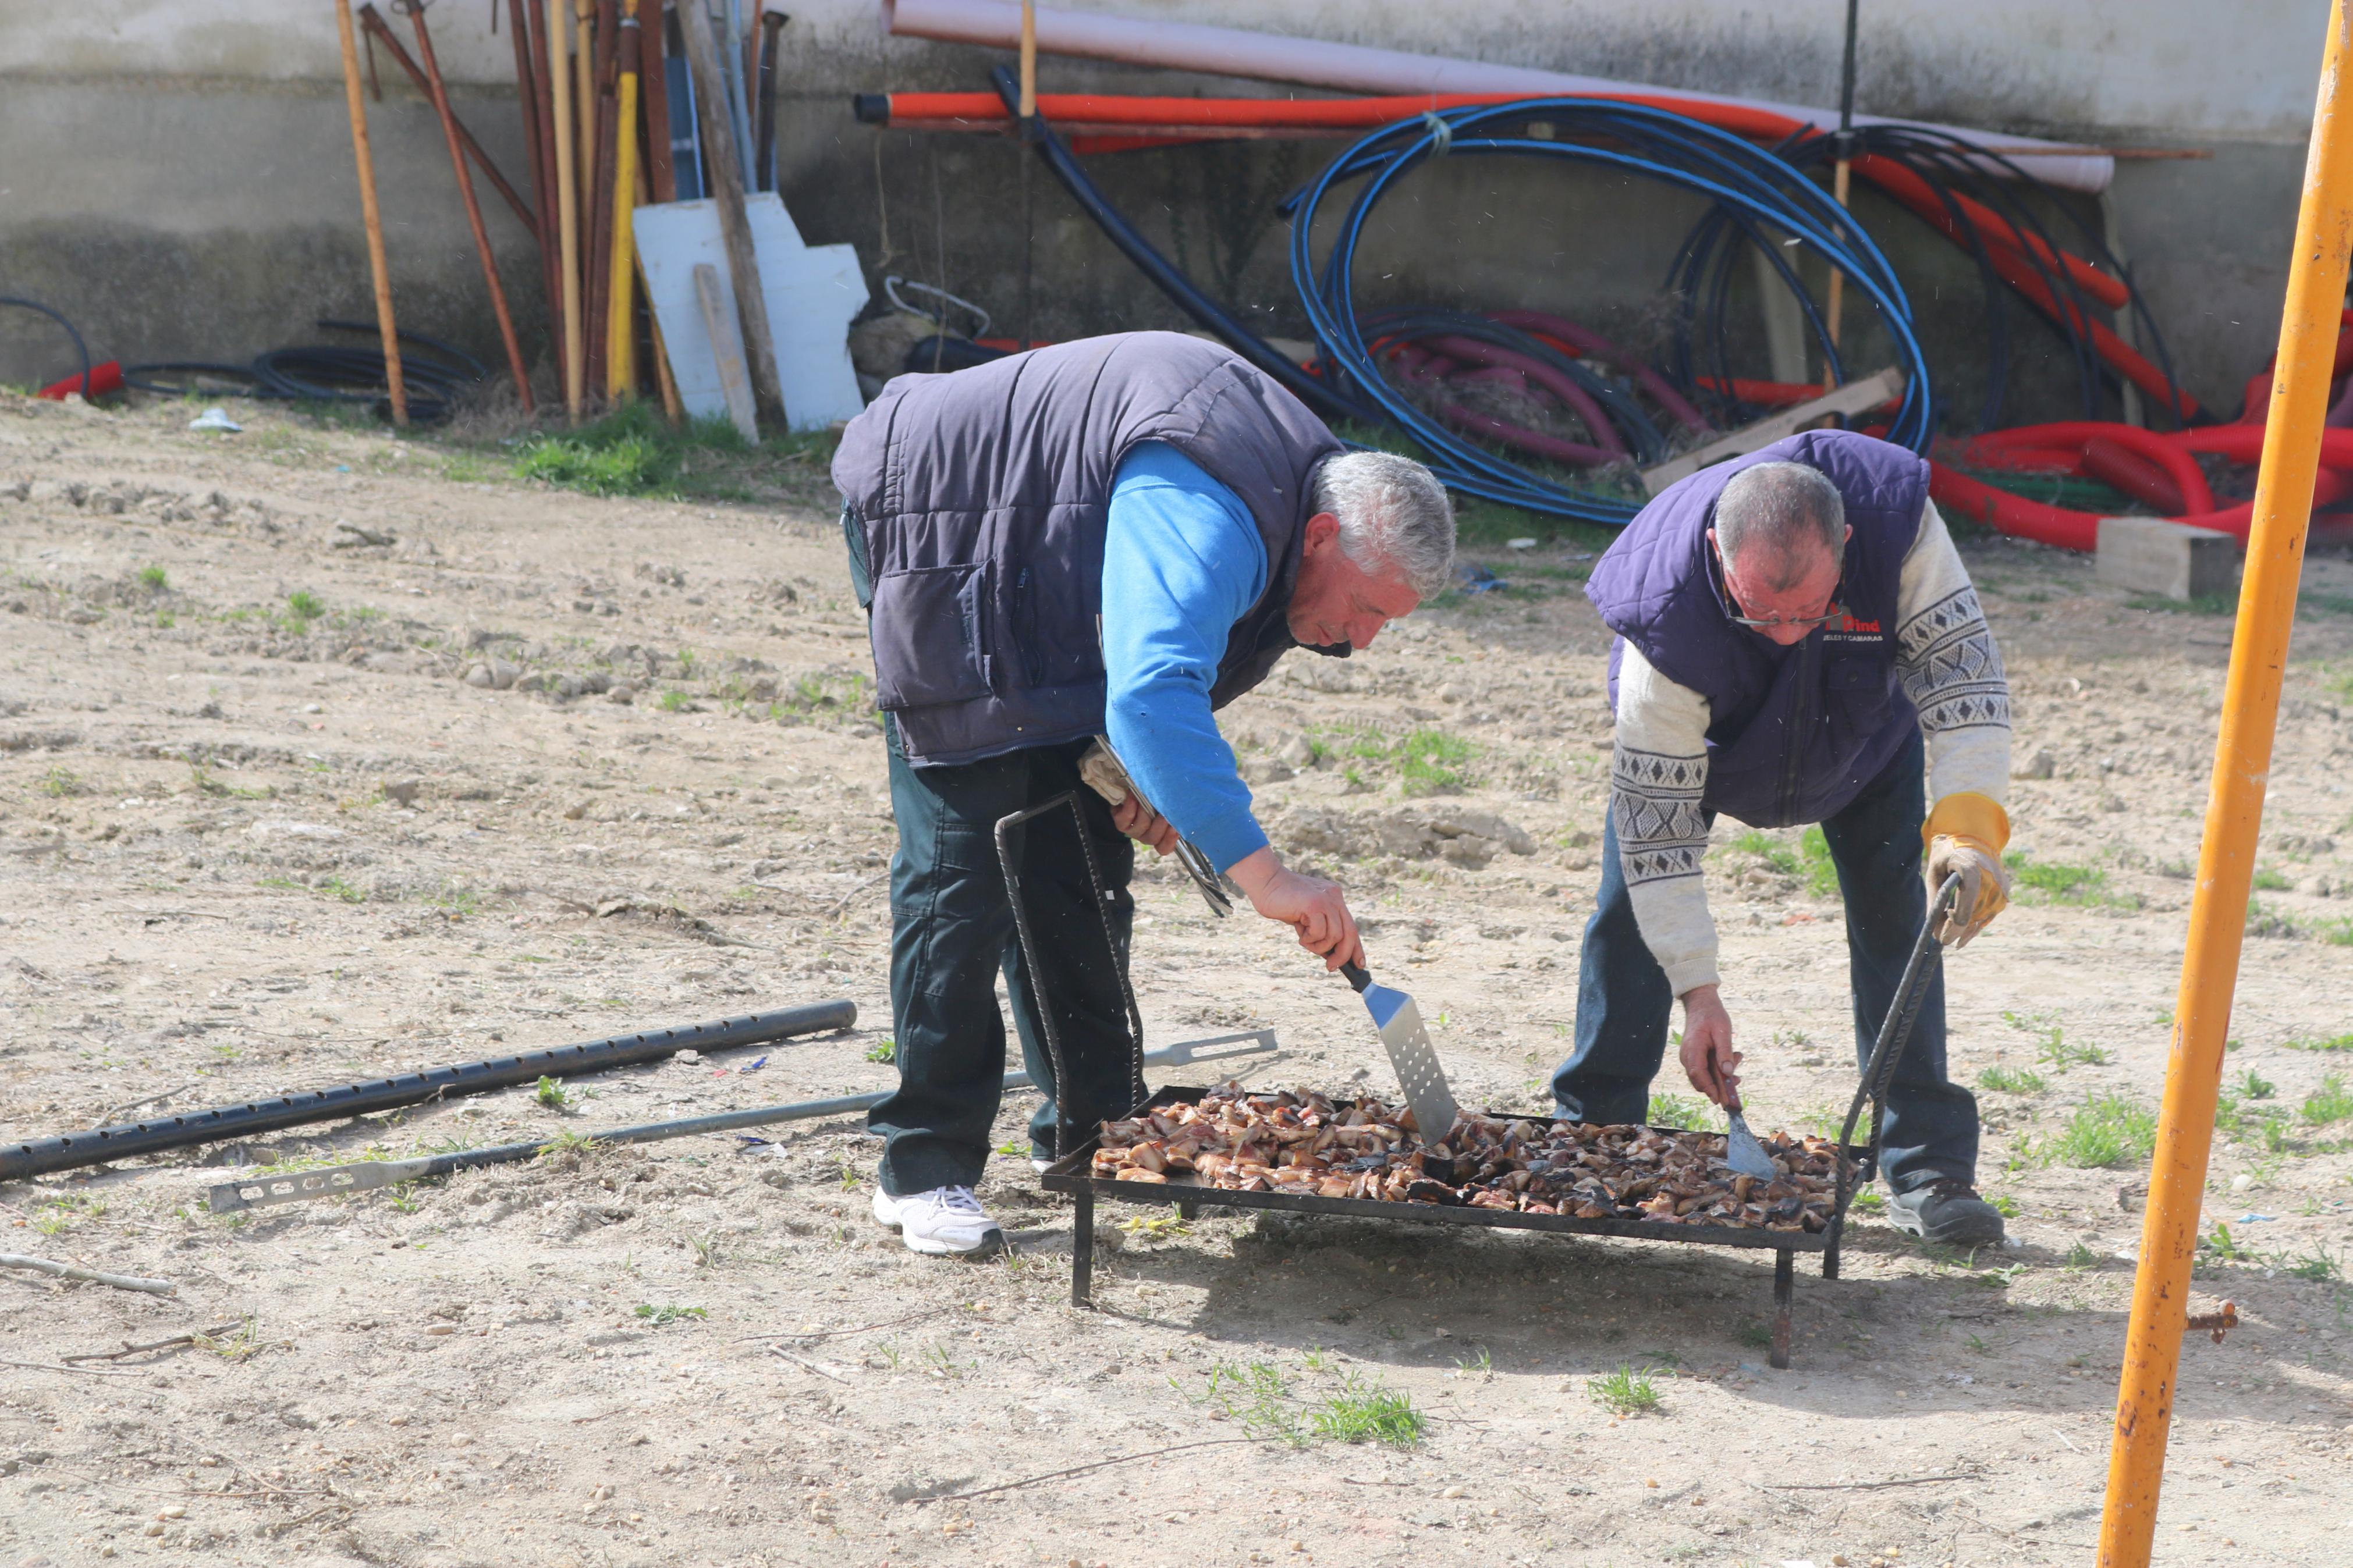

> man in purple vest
[1553,429,2014,1246]
[833,333,1455,1256]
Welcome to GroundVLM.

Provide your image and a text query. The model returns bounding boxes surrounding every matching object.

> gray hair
[1715,461,1845,589]
[1309,450,1456,601]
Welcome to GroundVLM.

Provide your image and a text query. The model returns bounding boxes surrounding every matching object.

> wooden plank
[1639,366,1907,495]
[694,262,759,442]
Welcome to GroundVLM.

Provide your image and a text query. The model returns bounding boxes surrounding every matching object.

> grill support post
[1071,1185,1095,1308]
[1770,1248,1795,1369]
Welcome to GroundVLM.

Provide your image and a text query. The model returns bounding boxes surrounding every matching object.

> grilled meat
[1092,1083,1840,1231]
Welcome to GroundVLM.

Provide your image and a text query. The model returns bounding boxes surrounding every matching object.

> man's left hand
[1110,794,1179,856]
[1925,835,2009,947]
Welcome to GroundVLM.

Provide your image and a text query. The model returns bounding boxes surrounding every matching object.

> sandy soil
[1,390,2350,1568]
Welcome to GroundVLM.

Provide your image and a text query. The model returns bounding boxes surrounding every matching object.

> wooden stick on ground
[410,3,536,411]
[0,1253,178,1296]
[676,0,787,431]
[63,1325,244,1365]
[693,262,759,442]
[332,0,407,426]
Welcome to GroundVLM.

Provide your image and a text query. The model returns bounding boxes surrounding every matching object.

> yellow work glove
[1922,792,2011,947]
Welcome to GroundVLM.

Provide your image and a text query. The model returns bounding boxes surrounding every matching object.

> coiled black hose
[1671,123,2191,432]
[123,320,488,423]
[0,296,93,398]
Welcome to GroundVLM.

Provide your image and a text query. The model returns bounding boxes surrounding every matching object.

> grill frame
[1040,1085,1864,1368]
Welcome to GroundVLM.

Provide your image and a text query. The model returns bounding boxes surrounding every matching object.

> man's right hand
[1677,983,1744,1108]
[1226,846,1365,971]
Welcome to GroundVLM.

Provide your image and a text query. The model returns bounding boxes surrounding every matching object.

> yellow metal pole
[604,0,641,403]
[546,0,584,425]
[2097,5,2353,1563]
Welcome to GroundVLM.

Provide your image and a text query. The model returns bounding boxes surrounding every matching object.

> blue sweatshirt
[1101,442,1271,872]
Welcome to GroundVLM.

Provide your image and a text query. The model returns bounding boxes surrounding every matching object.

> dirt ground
[2,389,2350,1568]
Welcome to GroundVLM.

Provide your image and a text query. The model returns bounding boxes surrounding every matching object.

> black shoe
[1886,1179,2006,1247]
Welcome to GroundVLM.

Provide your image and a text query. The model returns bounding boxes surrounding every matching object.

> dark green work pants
[846,505,1142,1197]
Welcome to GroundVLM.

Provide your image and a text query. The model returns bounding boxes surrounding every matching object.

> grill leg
[1071,1186,1095,1309]
[1175,1199,1199,1221]
[1769,1248,1795,1370]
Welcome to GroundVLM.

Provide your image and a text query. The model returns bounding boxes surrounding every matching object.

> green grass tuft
[1588,1363,1662,1417]
[285,589,325,623]
[2004,852,2130,908]
[1310,1375,1426,1448]
[2302,1074,2353,1126]
[1977,1064,2047,1094]
[138,564,169,591]
[534,1075,571,1111]
[634,1303,707,1327]
[1646,1091,1717,1132]
[2039,1093,2158,1168]
[1396,729,1472,795]
[2284,1032,2353,1053]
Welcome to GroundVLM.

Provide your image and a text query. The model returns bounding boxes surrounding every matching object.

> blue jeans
[1549,730,1979,1193]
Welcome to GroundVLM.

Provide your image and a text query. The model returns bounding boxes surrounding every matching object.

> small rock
[677,1048,703,1065]
[607,684,636,706]
[1273,734,1318,770]
[514,672,546,693]
[488,659,520,691]
[157,1505,186,1520]
[1440,1485,1467,1499]
[2014,748,2056,781]
[141,1524,165,1538]
[464,664,495,689]
[382,778,421,806]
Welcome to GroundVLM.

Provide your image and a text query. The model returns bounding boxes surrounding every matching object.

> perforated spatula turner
[1340,962,1460,1144]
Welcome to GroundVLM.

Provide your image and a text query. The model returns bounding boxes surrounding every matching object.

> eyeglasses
[1710,536,1843,631]
[1724,603,1846,631]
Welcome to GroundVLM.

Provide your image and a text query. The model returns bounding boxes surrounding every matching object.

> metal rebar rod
[409,3,537,411]
[0,1000,854,1183]
[358,3,538,232]
[206,1031,1277,1215]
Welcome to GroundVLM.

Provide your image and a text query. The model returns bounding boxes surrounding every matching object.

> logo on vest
[1823,611,1884,643]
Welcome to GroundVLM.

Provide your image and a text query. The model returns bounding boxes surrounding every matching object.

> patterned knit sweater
[1610,500,2012,994]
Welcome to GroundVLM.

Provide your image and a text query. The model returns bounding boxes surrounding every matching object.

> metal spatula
[1721,1091,1777,1181]
[1340,962,1460,1145]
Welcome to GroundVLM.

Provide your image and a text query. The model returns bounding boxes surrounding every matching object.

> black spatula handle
[1339,962,1373,994]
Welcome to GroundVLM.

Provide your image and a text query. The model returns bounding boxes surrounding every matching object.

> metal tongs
[1078,737,1235,916]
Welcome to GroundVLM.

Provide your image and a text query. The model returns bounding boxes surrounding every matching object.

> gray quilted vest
[831,332,1345,766]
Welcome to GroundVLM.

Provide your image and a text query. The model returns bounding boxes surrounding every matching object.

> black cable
[989,65,1378,428]
[0,296,93,398]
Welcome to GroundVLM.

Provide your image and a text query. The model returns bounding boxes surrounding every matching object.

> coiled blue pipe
[1284,98,1936,524]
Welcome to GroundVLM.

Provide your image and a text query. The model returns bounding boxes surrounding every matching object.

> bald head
[1714,461,1845,590]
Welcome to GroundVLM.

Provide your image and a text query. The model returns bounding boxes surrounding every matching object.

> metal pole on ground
[333,0,409,426]
[2097,6,2353,1562]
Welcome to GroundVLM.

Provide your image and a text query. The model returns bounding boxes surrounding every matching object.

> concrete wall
[0,2,2333,425]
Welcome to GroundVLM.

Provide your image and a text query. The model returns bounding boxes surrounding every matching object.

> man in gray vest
[832,332,1455,1256]
[1555,431,2014,1247]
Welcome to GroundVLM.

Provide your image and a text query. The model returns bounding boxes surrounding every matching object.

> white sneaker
[1030,1156,1054,1174]
[871,1185,1006,1257]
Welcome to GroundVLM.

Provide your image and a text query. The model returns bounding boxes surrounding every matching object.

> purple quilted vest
[831,333,1343,767]
[1586,429,1928,828]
